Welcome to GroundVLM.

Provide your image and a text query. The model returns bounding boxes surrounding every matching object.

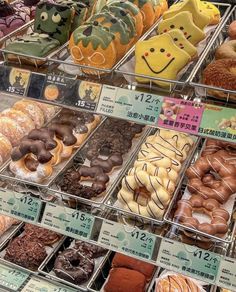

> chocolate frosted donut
[74,240,107,258]
[4,235,47,270]
[24,224,62,245]
[60,166,109,198]
[54,248,94,284]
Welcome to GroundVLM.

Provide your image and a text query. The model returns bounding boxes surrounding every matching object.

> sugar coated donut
[0,134,12,165]
[0,117,25,146]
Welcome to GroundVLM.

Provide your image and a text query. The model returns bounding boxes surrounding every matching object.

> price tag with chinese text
[97,220,157,261]
[41,203,94,240]
[156,238,221,283]
[0,189,42,223]
[216,257,236,291]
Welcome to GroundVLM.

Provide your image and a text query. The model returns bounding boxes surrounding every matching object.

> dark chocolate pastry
[74,240,107,258]
[90,153,123,173]
[4,235,47,270]
[60,166,109,198]
[24,224,62,246]
[54,248,94,284]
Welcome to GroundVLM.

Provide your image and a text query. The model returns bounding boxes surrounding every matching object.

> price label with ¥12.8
[0,189,42,223]
[21,276,77,292]
[0,263,30,291]
[97,220,157,261]
[156,238,221,283]
[41,202,95,240]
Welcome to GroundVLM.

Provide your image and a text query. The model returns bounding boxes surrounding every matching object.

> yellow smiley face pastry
[163,0,211,29]
[198,1,220,25]
[135,33,191,88]
[158,11,205,45]
[166,29,197,57]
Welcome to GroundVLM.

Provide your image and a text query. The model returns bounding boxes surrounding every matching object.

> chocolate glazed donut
[54,248,94,284]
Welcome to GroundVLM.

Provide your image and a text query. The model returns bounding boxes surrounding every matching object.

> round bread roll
[1,109,35,134]
[13,100,45,128]
[228,20,236,40]
[0,117,25,147]
[0,134,12,165]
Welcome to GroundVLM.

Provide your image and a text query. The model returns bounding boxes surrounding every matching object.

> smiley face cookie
[163,0,211,29]
[166,29,197,57]
[135,33,191,87]
[158,11,205,45]
[198,1,220,25]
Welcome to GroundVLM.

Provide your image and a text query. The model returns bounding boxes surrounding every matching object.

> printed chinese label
[158,97,204,134]
[0,189,42,222]
[216,257,236,291]
[41,203,94,239]
[98,220,157,261]
[0,263,29,291]
[97,86,162,125]
[199,104,236,142]
[157,238,221,283]
[21,276,76,292]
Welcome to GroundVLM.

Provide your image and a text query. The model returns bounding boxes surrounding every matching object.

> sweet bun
[112,253,155,281]
[0,117,25,146]
[215,41,236,60]
[0,134,12,165]
[34,102,58,122]
[0,109,35,134]
[104,268,146,292]
[13,100,45,128]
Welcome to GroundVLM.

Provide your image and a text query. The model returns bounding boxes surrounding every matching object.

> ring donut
[186,152,236,203]
[174,194,229,238]
[118,169,170,219]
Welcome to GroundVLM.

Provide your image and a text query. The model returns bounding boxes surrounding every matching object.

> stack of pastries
[118,128,194,219]
[9,108,101,183]
[104,253,155,292]
[69,0,168,73]
[174,138,236,242]
[135,0,221,87]
[59,118,144,201]
[0,99,58,167]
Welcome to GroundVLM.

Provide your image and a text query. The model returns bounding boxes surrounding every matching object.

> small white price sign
[97,219,157,261]
[216,257,236,291]
[0,189,42,222]
[41,202,94,240]
[21,276,77,292]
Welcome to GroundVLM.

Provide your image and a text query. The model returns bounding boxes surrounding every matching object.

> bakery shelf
[115,2,231,94]
[164,140,236,244]
[104,128,200,225]
[48,120,150,207]
[190,5,236,103]
[0,113,104,189]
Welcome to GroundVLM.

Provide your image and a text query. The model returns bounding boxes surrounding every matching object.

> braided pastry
[186,153,236,203]
[174,194,229,238]
[118,170,170,219]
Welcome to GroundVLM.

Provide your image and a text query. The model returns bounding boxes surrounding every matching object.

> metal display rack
[0,0,236,291]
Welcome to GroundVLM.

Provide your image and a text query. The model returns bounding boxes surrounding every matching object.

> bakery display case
[0,0,235,291]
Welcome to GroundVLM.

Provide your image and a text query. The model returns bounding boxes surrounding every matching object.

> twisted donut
[186,153,236,203]
[202,139,236,157]
[117,170,170,219]
[139,142,181,172]
[10,139,53,183]
[174,194,229,238]
[128,162,175,194]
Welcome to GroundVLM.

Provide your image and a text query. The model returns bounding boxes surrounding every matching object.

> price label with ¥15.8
[156,238,221,283]
[21,276,77,292]
[0,263,30,291]
[41,202,95,240]
[0,189,42,223]
[97,220,157,261]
